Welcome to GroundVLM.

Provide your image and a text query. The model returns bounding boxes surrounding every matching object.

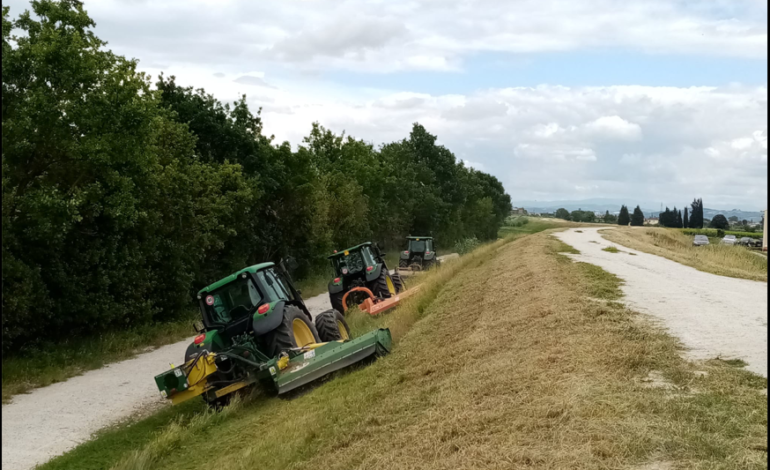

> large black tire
[329,291,345,315]
[264,305,321,357]
[315,309,350,342]
[391,271,404,293]
[399,259,408,268]
[369,268,395,299]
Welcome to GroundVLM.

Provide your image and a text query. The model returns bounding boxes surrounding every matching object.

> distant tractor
[399,236,439,271]
[327,242,403,314]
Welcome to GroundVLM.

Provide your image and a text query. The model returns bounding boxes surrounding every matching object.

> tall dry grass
[602,227,767,282]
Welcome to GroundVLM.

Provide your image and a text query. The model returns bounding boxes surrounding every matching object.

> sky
[6,0,768,209]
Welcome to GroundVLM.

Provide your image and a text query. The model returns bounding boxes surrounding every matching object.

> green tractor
[327,242,404,314]
[399,236,439,271]
[154,261,391,407]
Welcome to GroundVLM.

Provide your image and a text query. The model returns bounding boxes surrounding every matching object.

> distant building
[510,207,528,216]
[645,217,659,226]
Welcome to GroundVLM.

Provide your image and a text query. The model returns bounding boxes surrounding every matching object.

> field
[602,227,767,282]
[40,222,767,470]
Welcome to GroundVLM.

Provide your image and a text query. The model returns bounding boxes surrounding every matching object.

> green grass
[2,315,197,403]
[40,228,766,470]
[602,246,620,253]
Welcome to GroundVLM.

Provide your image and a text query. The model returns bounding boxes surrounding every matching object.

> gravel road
[554,227,767,377]
[2,254,457,470]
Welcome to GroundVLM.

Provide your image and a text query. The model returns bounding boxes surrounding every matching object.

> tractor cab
[399,236,438,270]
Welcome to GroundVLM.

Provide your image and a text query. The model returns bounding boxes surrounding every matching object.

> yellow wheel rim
[386,275,396,294]
[292,319,315,347]
[337,320,350,340]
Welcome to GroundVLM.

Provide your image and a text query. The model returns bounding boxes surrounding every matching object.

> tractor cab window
[408,239,426,253]
[426,240,433,252]
[205,278,263,324]
[257,268,291,302]
[334,250,365,275]
[361,246,377,267]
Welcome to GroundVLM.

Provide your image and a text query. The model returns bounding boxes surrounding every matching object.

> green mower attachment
[155,328,392,405]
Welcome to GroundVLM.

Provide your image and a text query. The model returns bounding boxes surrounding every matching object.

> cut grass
[601,227,767,282]
[603,246,620,253]
[40,228,766,470]
[2,315,197,403]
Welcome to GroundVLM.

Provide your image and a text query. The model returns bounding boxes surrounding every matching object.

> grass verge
[602,227,767,282]
[40,226,766,470]
[602,246,620,253]
[2,315,197,403]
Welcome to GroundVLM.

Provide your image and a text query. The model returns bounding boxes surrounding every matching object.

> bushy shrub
[454,237,481,255]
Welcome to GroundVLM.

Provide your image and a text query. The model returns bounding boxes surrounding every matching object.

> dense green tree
[617,205,630,225]
[709,214,729,229]
[2,2,513,351]
[555,208,571,220]
[675,209,683,228]
[630,206,645,226]
[683,207,689,228]
[689,198,704,228]
[659,207,674,227]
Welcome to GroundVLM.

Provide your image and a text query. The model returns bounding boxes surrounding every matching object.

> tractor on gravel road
[399,236,439,271]
[154,261,391,408]
[327,242,404,314]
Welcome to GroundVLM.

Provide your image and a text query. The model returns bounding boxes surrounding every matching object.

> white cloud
[583,116,643,141]
[9,0,761,74]
[5,0,764,208]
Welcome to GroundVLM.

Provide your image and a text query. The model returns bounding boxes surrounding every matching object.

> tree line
[551,198,706,228]
[1,1,512,352]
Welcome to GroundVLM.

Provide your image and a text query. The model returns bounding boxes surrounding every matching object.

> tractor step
[273,328,392,394]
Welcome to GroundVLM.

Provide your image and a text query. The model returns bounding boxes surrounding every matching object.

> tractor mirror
[192,320,205,334]
[283,256,299,273]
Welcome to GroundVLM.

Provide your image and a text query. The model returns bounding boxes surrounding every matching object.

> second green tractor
[327,242,404,313]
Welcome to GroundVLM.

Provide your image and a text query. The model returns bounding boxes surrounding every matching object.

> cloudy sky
[8,0,767,209]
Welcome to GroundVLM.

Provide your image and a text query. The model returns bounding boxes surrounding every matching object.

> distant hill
[516,199,764,221]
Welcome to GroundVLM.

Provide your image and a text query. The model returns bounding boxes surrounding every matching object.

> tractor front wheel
[315,309,350,342]
[265,305,321,357]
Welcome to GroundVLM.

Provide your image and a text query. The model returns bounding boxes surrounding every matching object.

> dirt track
[554,227,767,377]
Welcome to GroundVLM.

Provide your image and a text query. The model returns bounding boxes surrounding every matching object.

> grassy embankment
[42,219,766,470]
[603,227,767,282]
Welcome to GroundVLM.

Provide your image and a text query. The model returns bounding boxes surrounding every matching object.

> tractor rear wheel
[264,305,321,357]
[391,271,404,292]
[329,291,345,315]
[369,269,396,299]
[315,309,350,342]
[399,259,408,268]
